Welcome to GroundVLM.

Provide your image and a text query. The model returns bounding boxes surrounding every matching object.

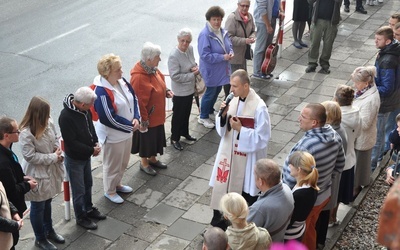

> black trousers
[344,0,363,9]
[171,94,193,141]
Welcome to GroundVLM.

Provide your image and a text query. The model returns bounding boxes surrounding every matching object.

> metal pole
[60,138,71,221]
[278,0,286,58]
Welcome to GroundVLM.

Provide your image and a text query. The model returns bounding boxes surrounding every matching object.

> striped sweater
[282,125,345,206]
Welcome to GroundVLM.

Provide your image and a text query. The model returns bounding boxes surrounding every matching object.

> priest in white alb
[209,69,271,230]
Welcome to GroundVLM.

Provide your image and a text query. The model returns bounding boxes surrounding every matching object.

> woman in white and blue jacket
[197,6,233,129]
[93,54,140,204]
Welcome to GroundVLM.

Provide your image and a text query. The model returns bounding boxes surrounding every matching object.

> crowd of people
[1,0,399,250]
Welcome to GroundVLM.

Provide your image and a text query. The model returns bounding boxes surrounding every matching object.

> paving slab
[90,217,131,241]
[64,233,112,250]
[125,220,167,242]
[163,189,199,210]
[177,176,211,196]
[146,234,189,250]
[127,187,165,209]
[165,218,206,241]
[191,163,213,180]
[144,203,185,226]
[182,203,213,224]
[107,234,150,250]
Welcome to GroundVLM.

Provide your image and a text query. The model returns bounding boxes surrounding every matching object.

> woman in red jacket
[130,42,174,176]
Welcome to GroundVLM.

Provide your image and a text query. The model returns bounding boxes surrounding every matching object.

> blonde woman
[20,97,64,249]
[220,192,271,250]
[285,151,319,242]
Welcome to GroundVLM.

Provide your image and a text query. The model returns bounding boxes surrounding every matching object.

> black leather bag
[245,44,253,60]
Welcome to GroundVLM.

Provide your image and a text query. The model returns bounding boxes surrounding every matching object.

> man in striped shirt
[282,103,345,250]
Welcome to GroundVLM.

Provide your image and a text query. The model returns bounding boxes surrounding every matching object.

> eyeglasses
[8,130,20,134]
[239,4,250,8]
[179,39,191,44]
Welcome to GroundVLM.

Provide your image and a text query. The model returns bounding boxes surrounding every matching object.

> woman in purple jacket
[197,6,233,129]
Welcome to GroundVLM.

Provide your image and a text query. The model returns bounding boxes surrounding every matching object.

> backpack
[89,84,117,121]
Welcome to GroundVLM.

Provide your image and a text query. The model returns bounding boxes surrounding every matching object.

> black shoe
[344,6,350,12]
[318,68,331,74]
[355,7,367,14]
[139,163,157,176]
[171,140,183,151]
[305,66,316,73]
[87,207,106,220]
[77,217,97,230]
[46,231,65,244]
[183,135,197,141]
[35,239,58,250]
[149,160,167,169]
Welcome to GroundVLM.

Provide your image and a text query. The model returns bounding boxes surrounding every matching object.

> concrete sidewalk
[17,0,400,249]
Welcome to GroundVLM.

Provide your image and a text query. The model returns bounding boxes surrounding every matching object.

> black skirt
[131,125,166,158]
[292,0,310,22]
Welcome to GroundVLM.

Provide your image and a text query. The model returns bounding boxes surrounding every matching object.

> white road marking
[18,23,90,55]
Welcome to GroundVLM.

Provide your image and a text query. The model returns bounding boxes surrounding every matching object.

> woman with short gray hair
[168,28,199,151]
[141,42,162,62]
[130,42,174,176]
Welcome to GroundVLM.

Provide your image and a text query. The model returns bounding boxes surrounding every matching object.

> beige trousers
[102,137,132,194]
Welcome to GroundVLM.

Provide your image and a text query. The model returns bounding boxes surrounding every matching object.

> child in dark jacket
[385,113,400,185]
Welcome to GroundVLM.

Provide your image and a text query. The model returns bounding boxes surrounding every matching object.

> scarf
[140,60,157,74]
[355,84,372,99]
[210,89,261,210]
[239,11,249,25]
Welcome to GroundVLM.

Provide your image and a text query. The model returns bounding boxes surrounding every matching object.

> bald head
[202,227,228,250]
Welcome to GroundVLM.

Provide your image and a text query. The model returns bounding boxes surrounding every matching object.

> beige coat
[20,119,64,202]
[225,9,256,65]
[0,182,14,250]
[353,85,381,150]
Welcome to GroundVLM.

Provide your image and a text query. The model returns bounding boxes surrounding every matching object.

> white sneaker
[373,0,378,5]
[378,0,383,2]
[198,118,215,128]
[209,113,215,121]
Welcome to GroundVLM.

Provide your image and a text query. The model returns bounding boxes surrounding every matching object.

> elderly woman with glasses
[225,0,256,72]
[197,6,233,129]
[131,42,174,176]
[167,28,199,151]
[19,96,65,249]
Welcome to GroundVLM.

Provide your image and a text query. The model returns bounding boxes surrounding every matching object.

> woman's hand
[55,148,64,163]
[132,119,140,131]
[223,53,233,61]
[246,37,256,44]
[166,89,174,98]
[191,66,200,75]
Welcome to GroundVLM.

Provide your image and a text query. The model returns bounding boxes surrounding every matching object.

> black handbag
[245,44,253,60]
[239,21,254,60]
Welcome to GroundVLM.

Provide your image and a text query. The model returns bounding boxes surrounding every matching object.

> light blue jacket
[198,23,232,87]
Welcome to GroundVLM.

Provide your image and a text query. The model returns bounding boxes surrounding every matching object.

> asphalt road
[0,0,293,157]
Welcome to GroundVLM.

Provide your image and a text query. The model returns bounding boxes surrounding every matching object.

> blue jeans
[64,155,93,219]
[253,19,276,75]
[30,199,53,241]
[200,86,222,119]
[371,112,390,171]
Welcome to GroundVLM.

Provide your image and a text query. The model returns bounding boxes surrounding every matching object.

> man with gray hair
[59,86,106,230]
[202,227,229,250]
[247,158,294,242]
